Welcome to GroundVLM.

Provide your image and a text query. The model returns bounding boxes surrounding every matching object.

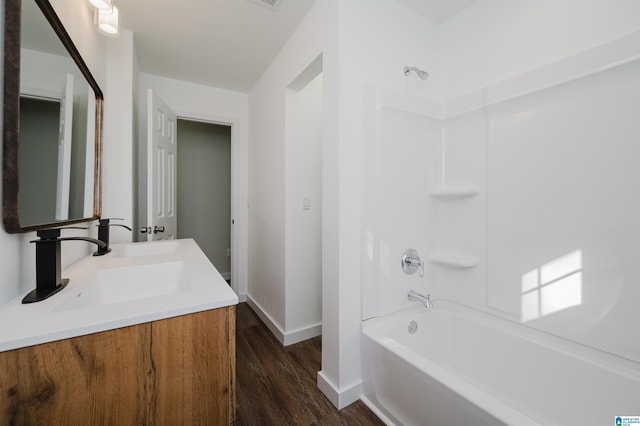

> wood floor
[236,303,385,426]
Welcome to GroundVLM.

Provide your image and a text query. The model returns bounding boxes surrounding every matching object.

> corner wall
[248,0,440,409]
[247,0,346,405]
[333,0,439,405]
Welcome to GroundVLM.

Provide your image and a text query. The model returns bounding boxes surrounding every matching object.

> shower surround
[361,30,640,424]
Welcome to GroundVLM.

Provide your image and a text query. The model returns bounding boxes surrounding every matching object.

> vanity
[1,0,238,421]
[0,239,238,424]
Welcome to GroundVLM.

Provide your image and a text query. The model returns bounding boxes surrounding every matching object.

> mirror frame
[2,0,103,233]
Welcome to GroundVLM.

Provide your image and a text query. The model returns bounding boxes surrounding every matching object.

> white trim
[245,295,286,344]
[283,322,322,346]
[317,371,362,410]
[245,295,322,346]
[173,109,245,300]
[19,86,62,101]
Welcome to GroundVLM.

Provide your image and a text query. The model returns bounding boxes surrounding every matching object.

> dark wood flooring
[236,303,385,426]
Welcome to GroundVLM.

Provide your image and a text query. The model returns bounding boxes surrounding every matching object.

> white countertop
[0,238,238,352]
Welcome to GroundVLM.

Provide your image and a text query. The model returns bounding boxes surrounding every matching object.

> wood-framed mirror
[3,0,103,233]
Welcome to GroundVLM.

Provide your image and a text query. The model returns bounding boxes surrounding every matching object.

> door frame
[137,97,242,295]
[174,111,239,293]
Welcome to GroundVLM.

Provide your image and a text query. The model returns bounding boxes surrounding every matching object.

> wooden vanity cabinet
[0,305,235,425]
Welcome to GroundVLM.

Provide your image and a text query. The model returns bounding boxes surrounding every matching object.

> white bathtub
[361,301,640,426]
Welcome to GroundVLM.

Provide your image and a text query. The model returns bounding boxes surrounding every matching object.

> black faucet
[23,228,107,304]
[93,218,133,256]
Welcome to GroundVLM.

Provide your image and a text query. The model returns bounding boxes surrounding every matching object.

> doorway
[176,119,232,282]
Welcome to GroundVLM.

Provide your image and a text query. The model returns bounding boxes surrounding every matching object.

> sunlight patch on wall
[521,250,583,322]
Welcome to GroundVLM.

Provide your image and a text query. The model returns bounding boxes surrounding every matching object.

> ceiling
[396,0,478,24]
[115,0,477,93]
[118,0,316,93]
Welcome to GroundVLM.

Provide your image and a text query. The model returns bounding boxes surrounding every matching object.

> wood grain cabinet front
[0,305,236,425]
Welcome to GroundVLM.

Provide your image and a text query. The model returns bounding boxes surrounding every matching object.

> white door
[55,73,74,220]
[145,89,177,241]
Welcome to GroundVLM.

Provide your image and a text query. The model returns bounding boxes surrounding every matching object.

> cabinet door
[150,307,236,425]
[0,306,236,425]
[0,323,147,425]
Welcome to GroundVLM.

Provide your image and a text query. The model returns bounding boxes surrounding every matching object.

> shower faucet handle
[402,248,424,277]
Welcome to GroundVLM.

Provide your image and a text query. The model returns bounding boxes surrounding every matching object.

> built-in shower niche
[429,186,480,268]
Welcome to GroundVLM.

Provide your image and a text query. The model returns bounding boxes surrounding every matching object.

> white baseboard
[317,371,362,410]
[283,322,322,346]
[245,295,322,346]
[245,296,286,345]
[237,293,247,303]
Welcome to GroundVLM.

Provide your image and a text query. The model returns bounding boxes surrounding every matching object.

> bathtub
[361,301,640,426]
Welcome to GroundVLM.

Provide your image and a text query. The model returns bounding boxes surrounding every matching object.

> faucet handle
[402,248,424,277]
[33,226,89,241]
[98,218,131,231]
[99,217,125,225]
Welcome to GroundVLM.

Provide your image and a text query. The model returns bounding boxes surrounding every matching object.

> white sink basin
[115,240,179,258]
[54,261,190,311]
[0,238,238,353]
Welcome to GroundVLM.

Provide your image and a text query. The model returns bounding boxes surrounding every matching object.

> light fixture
[94,5,119,37]
[87,0,112,11]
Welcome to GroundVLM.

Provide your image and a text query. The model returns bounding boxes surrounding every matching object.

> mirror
[3,0,103,233]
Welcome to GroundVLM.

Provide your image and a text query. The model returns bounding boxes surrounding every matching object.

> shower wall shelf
[430,186,479,201]
[429,253,479,268]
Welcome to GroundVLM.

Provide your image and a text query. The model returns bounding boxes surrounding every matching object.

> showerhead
[404,66,429,80]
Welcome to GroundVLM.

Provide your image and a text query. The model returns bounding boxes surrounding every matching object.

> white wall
[436,0,640,363]
[248,0,439,409]
[284,71,323,342]
[361,87,441,320]
[335,0,440,406]
[0,0,107,305]
[137,73,249,298]
[247,0,349,406]
[438,0,640,100]
[103,30,136,242]
[20,49,78,96]
[362,1,640,366]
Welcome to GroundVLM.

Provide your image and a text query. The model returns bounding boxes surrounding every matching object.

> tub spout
[408,290,433,308]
